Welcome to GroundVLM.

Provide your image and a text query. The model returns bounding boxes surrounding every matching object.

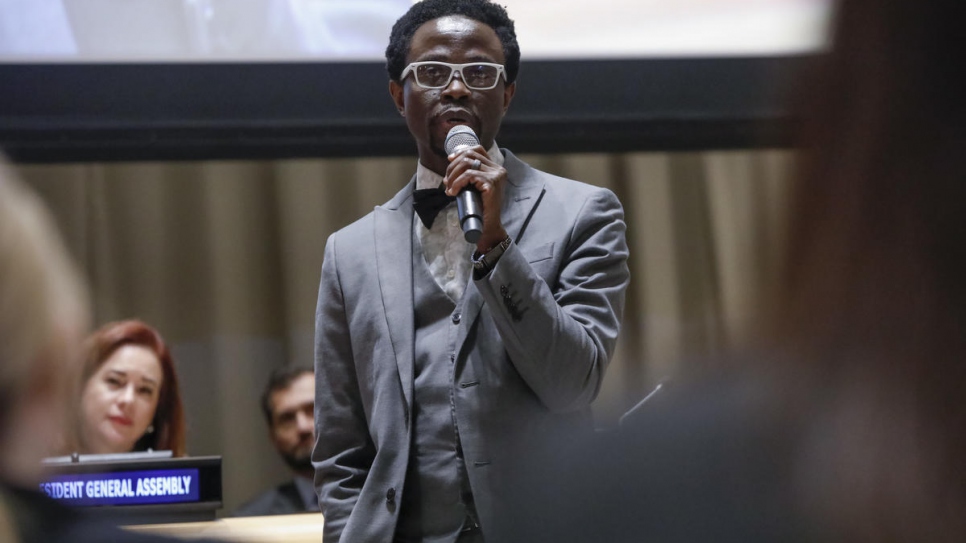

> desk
[127,512,324,542]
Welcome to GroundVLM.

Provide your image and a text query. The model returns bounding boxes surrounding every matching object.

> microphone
[444,125,484,244]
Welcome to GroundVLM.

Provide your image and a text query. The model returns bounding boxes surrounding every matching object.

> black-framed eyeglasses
[401,61,506,91]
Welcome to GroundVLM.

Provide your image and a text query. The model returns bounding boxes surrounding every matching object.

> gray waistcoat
[395,234,477,542]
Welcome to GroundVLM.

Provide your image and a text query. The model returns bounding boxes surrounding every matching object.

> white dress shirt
[414,142,504,302]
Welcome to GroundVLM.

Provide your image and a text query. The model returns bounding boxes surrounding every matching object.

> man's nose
[296,410,314,433]
[442,70,471,98]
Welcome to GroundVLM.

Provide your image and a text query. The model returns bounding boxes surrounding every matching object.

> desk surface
[127,512,324,542]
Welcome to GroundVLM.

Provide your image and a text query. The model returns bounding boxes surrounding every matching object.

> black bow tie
[413,184,456,229]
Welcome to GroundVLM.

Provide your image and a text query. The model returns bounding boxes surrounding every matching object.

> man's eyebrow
[417,54,499,63]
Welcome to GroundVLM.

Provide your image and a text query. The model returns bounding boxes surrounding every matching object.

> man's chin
[282,452,313,473]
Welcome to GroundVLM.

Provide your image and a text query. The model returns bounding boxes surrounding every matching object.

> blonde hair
[0,157,90,441]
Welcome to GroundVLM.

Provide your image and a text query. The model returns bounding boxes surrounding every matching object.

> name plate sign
[40,468,200,506]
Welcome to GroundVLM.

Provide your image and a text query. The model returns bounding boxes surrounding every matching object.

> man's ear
[390,80,405,116]
[502,81,516,114]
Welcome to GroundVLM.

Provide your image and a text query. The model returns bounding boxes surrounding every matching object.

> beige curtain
[16,149,792,513]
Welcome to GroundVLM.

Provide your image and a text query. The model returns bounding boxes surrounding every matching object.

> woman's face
[79,344,163,454]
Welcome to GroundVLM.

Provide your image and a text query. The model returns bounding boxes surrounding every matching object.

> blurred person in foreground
[62,320,187,457]
[313,0,629,540]
[233,366,318,516]
[498,0,966,541]
[0,159,215,542]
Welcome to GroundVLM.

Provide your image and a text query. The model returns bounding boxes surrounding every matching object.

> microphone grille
[444,125,480,155]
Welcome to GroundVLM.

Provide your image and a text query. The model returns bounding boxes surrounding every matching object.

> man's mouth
[438,109,474,128]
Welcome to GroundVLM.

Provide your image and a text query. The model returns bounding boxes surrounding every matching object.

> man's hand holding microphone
[442,125,509,253]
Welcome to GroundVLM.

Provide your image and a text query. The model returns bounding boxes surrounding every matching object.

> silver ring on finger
[471,159,482,170]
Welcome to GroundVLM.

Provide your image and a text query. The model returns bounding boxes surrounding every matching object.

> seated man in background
[233,367,318,516]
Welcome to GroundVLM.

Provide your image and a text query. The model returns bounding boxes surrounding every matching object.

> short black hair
[386,0,520,84]
[260,366,314,427]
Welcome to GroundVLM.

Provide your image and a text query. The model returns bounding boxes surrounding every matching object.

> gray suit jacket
[313,150,630,542]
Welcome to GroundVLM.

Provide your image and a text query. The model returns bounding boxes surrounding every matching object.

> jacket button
[452,312,461,324]
[386,487,396,502]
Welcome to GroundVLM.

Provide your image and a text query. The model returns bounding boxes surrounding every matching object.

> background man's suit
[313,150,630,541]
[231,480,313,517]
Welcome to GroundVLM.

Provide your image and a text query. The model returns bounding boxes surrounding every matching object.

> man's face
[268,373,315,474]
[390,15,516,175]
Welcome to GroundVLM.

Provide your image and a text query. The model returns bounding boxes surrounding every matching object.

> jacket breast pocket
[526,242,554,264]
[526,242,556,279]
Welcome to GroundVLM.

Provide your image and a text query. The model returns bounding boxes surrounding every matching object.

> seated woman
[66,320,186,457]
[0,158,220,542]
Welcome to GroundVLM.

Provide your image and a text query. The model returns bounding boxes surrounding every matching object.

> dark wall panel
[0,57,810,163]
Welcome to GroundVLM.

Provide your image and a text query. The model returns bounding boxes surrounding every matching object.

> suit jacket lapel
[458,150,545,349]
[375,179,416,410]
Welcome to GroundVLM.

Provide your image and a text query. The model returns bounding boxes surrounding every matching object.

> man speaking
[312,1,630,541]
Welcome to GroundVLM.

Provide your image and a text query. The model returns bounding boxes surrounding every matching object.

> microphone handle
[457,188,483,244]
